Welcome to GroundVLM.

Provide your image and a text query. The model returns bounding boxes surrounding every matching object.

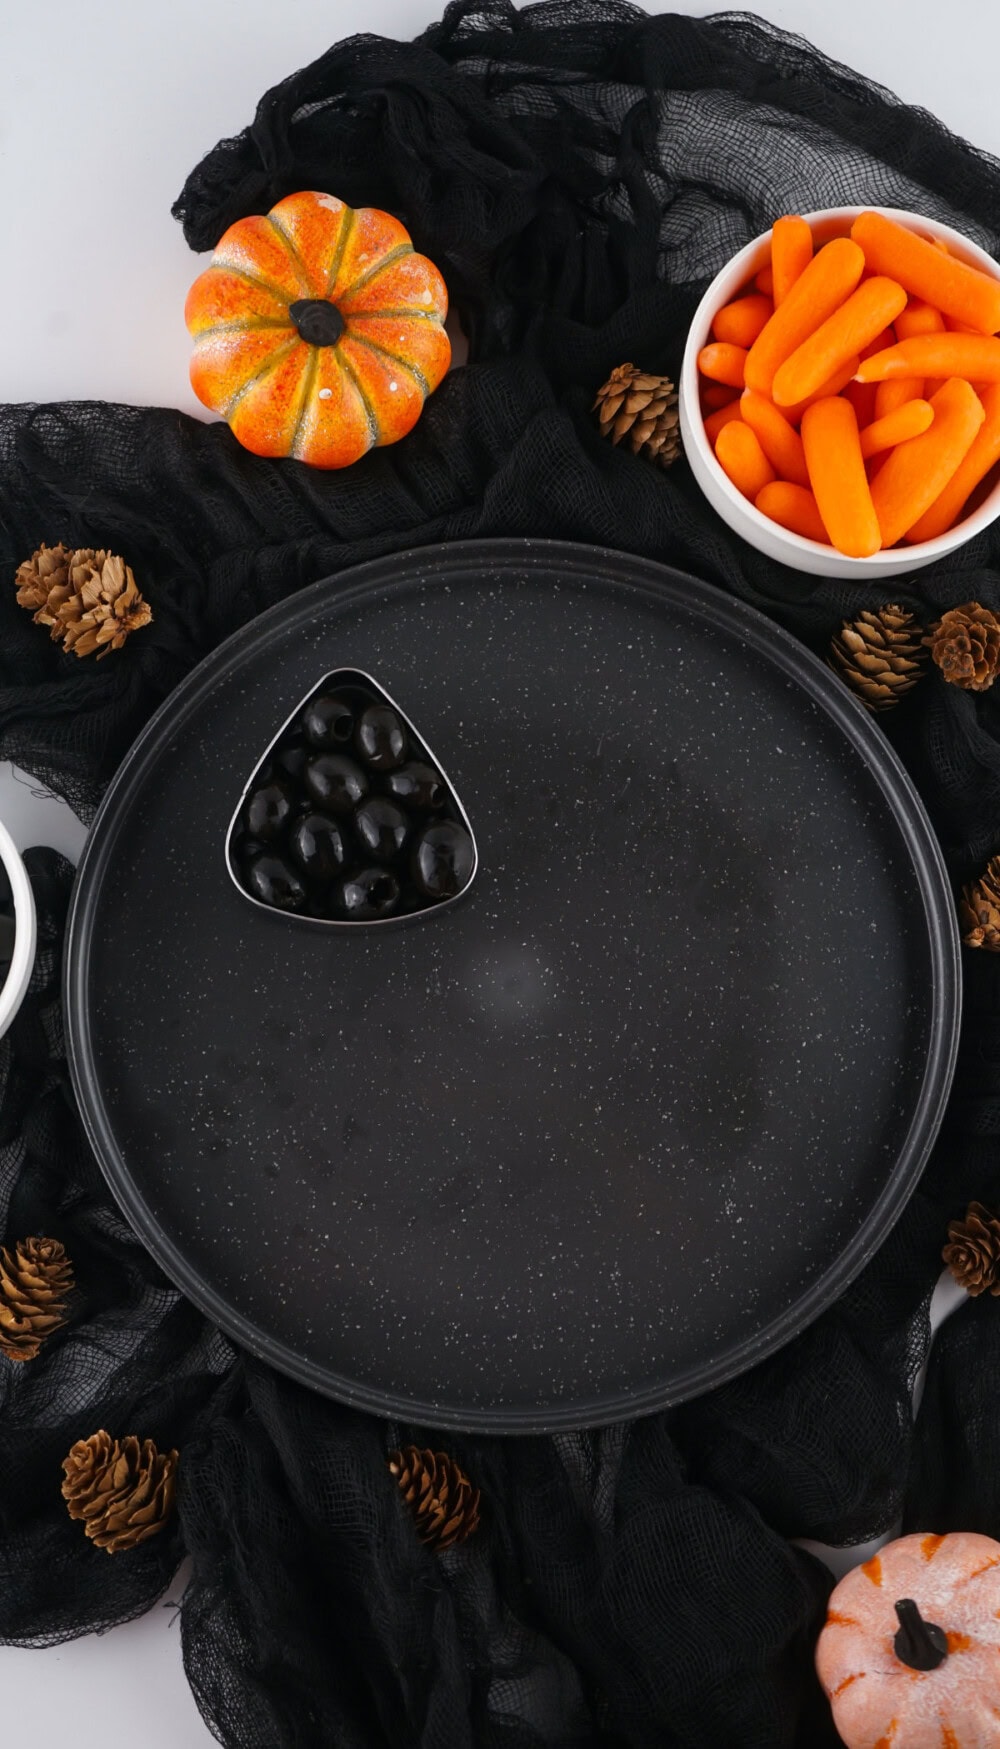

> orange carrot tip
[870,377,985,546]
[712,294,773,348]
[859,399,933,459]
[755,480,829,543]
[715,420,776,500]
[697,342,748,388]
[850,211,1000,334]
[895,300,946,340]
[873,377,924,420]
[771,215,813,306]
[781,356,861,425]
[801,397,881,558]
[703,400,745,444]
[856,334,1000,384]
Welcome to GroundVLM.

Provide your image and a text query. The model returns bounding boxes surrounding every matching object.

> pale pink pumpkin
[816,1531,1000,1748]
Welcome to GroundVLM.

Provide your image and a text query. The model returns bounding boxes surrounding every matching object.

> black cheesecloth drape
[1,6,1000,1744]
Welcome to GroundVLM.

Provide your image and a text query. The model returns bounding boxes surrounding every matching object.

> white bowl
[680,205,1000,579]
[0,820,37,1041]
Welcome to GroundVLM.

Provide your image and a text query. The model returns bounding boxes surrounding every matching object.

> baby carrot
[702,381,738,410]
[781,356,861,424]
[844,378,878,428]
[856,334,1000,383]
[894,300,946,340]
[771,215,814,305]
[850,211,1000,334]
[703,400,745,444]
[859,399,934,458]
[755,481,829,542]
[801,397,881,558]
[740,390,810,486]
[715,420,777,499]
[770,277,907,407]
[755,264,775,297]
[869,377,986,546]
[745,238,865,395]
[713,294,773,348]
[698,342,748,388]
[874,378,924,419]
[905,381,1000,541]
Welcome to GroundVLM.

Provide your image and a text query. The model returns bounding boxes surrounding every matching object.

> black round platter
[65,539,960,1432]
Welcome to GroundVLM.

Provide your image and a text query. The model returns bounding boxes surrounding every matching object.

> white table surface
[1,1,994,1742]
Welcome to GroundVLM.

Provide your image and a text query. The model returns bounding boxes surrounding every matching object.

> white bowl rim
[0,819,37,1040]
[682,204,1000,567]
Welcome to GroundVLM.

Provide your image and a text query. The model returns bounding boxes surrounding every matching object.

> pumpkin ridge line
[334,347,380,448]
[338,242,414,303]
[324,205,356,301]
[265,214,314,298]
[344,333,430,396]
[340,305,443,324]
[289,349,321,461]
[192,318,294,341]
[218,335,304,420]
[204,260,297,310]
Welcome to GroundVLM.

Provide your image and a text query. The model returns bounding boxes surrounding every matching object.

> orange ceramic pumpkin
[816,1531,1000,1748]
[185,191,450,467]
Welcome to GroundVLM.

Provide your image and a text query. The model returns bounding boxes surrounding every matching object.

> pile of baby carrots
[697,211,1000,557]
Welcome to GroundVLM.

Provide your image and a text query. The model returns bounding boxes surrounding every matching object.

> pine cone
[388,1446,481,1551]
[830,605,927,711]
[14,542,72,614]
[943,1202,1000,1295]
[14,544,152,660]
[0,1237,74,1362]
[61,1431,179,1553]
[926,602,1000,692]
[959,855,1000,951]
[593,363,681,468]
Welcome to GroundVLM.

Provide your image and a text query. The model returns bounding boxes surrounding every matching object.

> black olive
[412,821,476,900]
[335,866,400,921]
[383,761,447,811]
[273,741,310,784]
[302,692,355,748]
[289,812,349,881]
[244,778,296,842]
[355,703,407,771]
[304,752,369,815]
[245,853,307,911]
[354,796,409,862]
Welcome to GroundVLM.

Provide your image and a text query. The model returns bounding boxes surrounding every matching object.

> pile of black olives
[230,677,476,922]
[0,859,14,988]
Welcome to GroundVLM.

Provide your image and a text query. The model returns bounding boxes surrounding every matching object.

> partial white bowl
[680,205,1000,579]
[0,819,36,1041]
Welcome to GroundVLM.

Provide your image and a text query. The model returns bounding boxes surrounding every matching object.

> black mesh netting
[1,5,1000,1744]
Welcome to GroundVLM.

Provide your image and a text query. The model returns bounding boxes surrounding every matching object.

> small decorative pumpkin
[816,1531,1000,1748]
[185,191,450,467]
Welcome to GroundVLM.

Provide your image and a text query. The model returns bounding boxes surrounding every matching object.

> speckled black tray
[65,539,960,1432]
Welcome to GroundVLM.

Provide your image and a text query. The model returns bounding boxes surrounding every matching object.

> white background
[1,1,995,1742]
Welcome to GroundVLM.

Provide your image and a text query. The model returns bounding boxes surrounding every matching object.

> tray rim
[64,537,962,1432]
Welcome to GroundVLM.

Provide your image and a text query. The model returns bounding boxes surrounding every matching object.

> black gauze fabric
[0,5,999,1745]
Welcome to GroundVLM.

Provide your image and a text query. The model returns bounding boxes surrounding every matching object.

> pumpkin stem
[289,299,345,347]
[893,1598,948,1670]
